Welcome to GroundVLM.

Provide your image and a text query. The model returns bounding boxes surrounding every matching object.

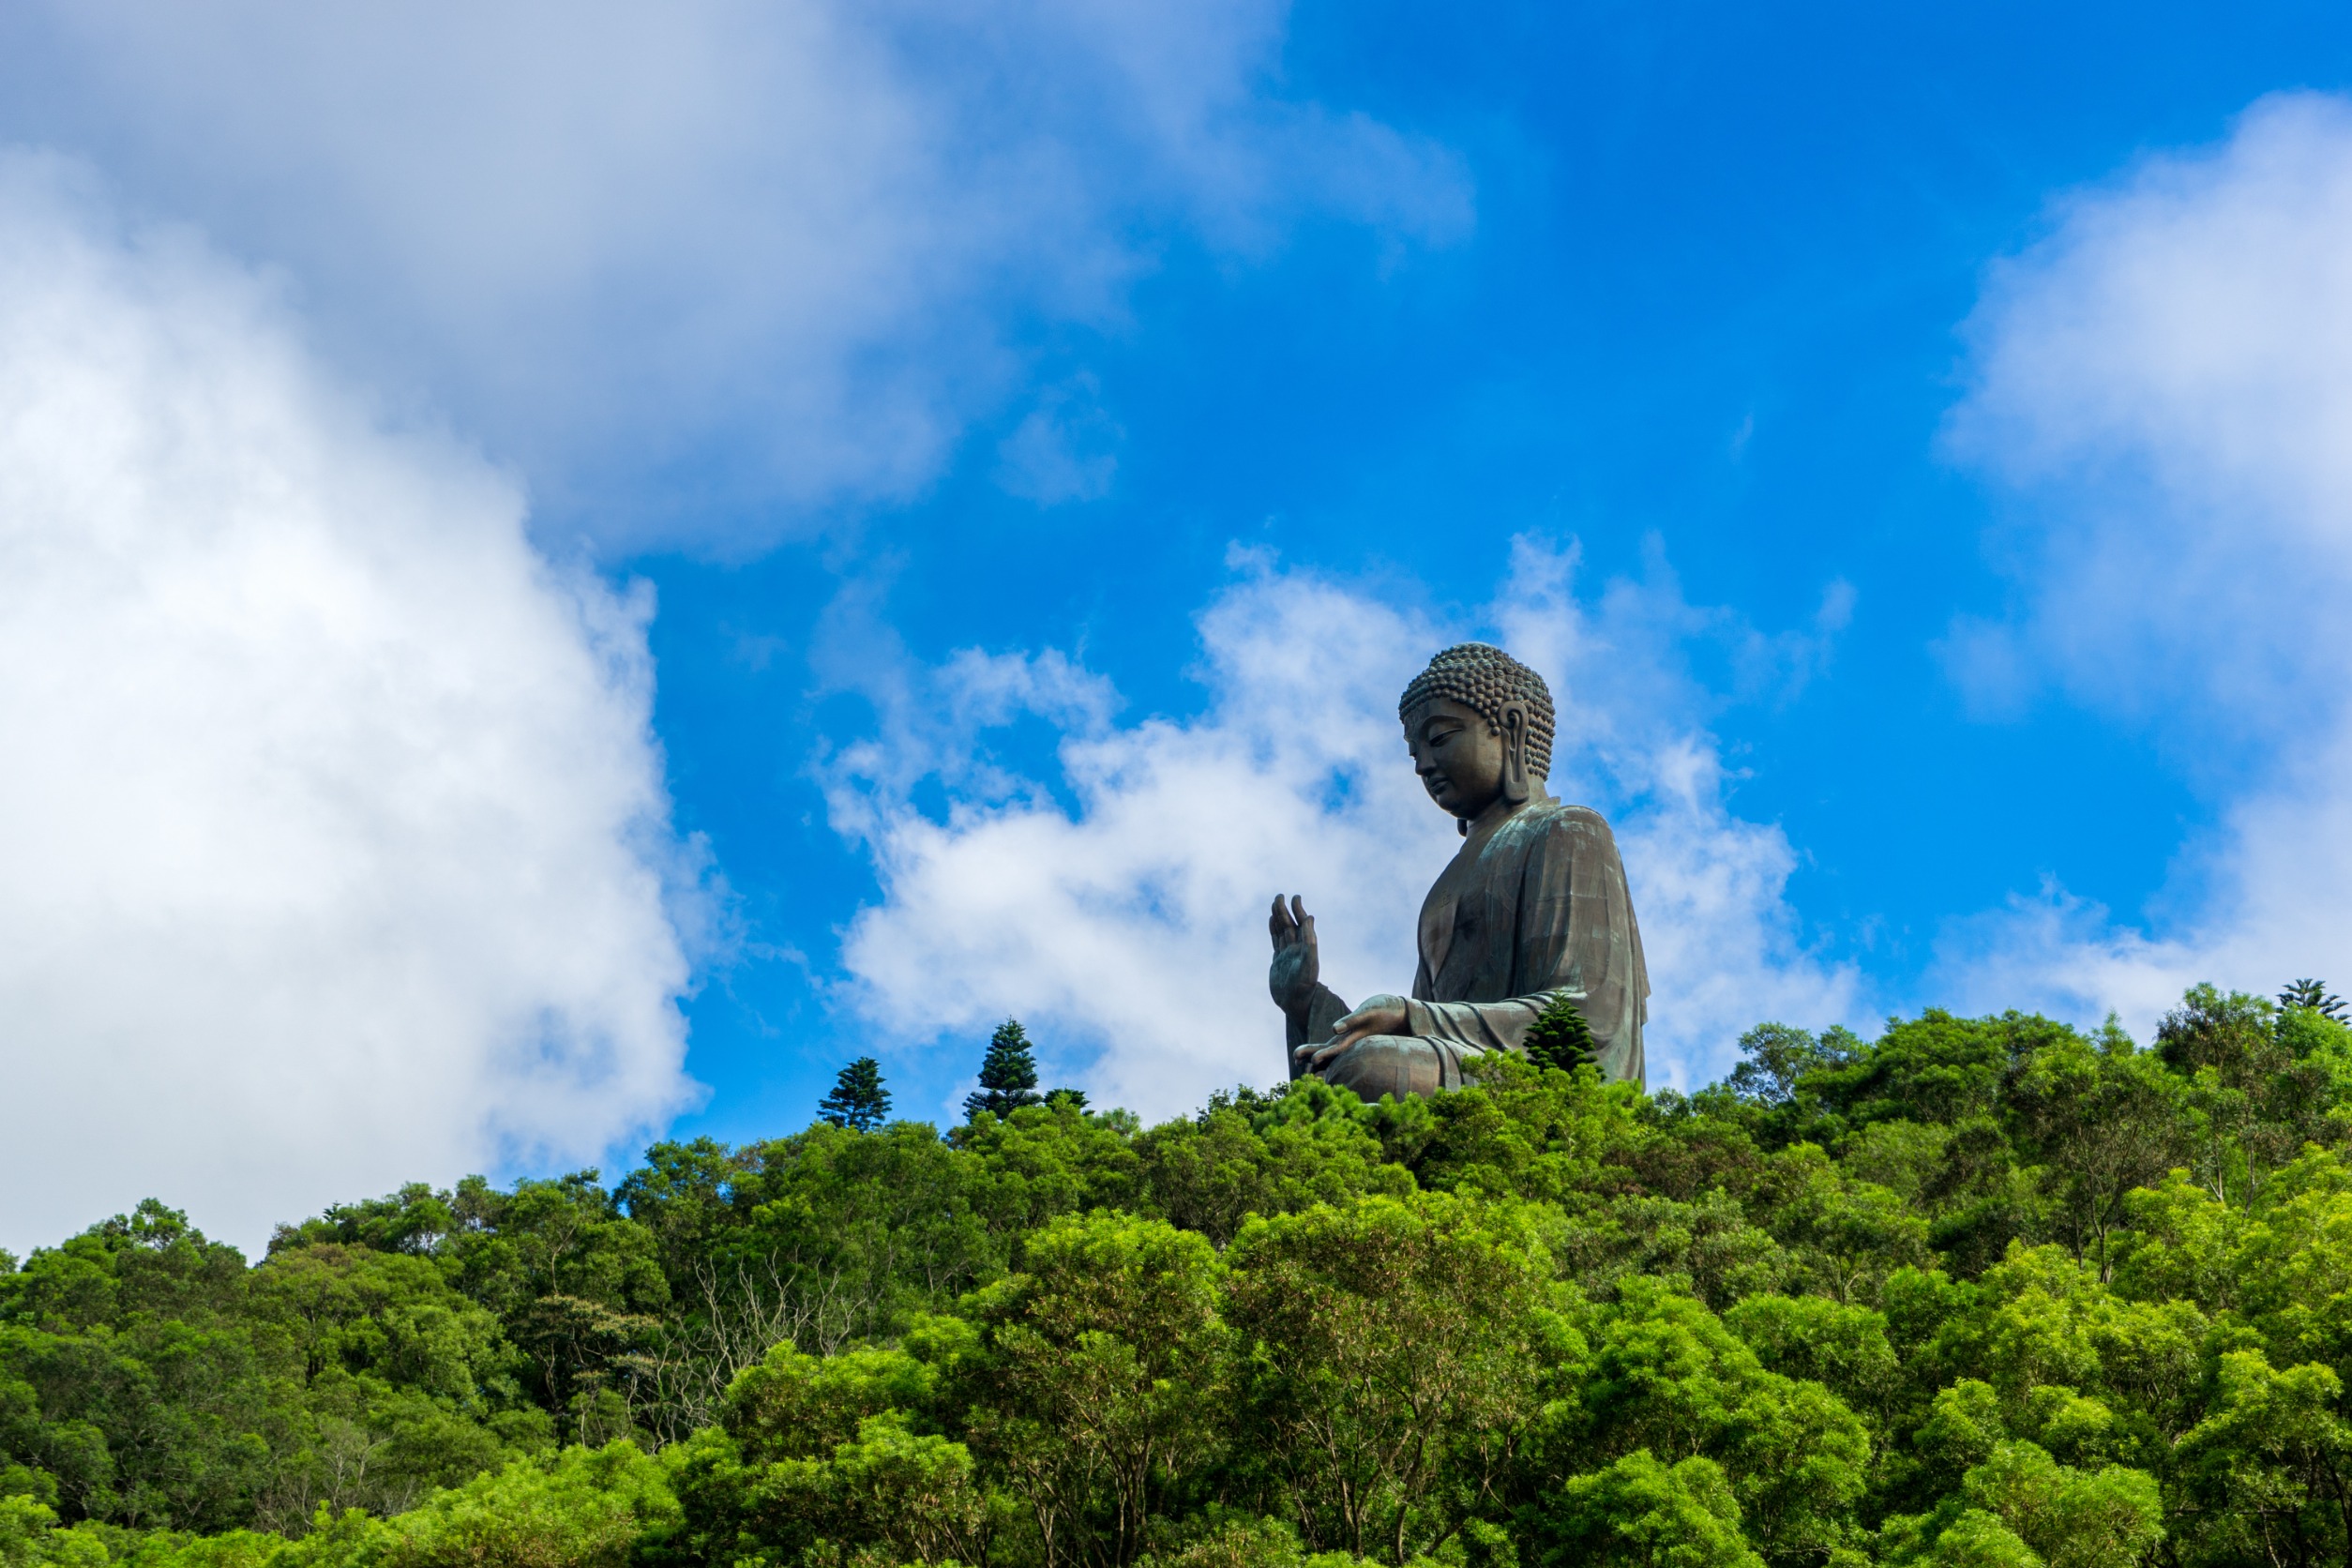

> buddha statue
[1268,642,1648,1097]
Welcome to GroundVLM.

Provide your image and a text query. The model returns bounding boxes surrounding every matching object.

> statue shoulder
[1525,797,1620,843]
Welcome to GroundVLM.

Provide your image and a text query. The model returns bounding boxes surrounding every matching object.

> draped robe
[1288,797,1648,1093]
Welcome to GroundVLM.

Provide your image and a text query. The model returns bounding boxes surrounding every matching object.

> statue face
[1404,697,1507,820]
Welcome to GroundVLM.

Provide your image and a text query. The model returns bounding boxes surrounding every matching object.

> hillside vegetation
[9,985,2352,1568]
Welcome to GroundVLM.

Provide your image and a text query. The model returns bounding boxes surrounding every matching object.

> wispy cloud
[995,376,1123,506]
[0,0,1471,550]
[1940,92,2352,1027]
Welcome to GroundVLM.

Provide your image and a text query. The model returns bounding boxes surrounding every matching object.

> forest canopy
[7,985,2352,1568]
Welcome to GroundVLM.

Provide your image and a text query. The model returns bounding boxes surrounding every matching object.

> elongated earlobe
[1500,703,1530,805]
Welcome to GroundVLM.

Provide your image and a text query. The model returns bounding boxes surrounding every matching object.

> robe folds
[1291,797,1648,1092]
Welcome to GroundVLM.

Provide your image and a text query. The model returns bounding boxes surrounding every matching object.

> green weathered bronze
[1269,642,1649,1097]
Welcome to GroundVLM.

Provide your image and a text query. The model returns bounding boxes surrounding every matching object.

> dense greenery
[13,986,2352,1567]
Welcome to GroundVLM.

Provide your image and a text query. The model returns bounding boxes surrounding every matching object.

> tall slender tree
[965,1018,1044,1118]
[818,1056,892,1131]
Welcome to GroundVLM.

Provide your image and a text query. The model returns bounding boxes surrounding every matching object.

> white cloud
[0,0,1470,550]
[1941,92,2352,1031]
[0,155,698,1255]
[825,545,1862,1118]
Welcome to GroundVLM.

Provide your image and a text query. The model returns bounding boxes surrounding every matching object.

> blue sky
[646,1,2350,1136]
[7,1,2352,1247]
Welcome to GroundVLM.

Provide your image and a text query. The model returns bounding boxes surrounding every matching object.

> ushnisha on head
[1397,643,1557,830]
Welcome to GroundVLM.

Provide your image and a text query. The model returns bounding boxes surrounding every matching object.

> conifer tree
[818,1056,892,1131]
[2282,977,2347,1021]
[1521,992,1597,1073]
[965,1018,1045,1118]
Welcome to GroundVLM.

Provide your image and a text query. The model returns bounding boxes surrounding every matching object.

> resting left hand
[1293,994,1410,1074]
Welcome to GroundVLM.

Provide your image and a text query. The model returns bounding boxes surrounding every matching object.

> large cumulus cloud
[0,158,699,1253]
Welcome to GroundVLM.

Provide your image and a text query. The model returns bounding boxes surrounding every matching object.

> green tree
[663,1338,993,1568]
[818,1058,893,1132]
[1998,1023,2184,1278]
[1719,1293,1898,1429]
[1725,1023,1846,1109]
[1134,1089,1410,1248]
[0,1208,282,1531]
[2158,984,2334,1207]
[959,1213,1230,1568]
[1526,1452,1760,1568]
[1548,1276,1870,1564]
[1944,1441,2159,1568]
[434,1173,670,1441]
[23,988,2352,1568]
[1521,994,1597,1074]
[380,1440,676,1568]
[620,1122,995,1442]
[2176,1349,2352,1563]
[968,1020,1047,1119]
[2281,977,2346,1020]
[1226,1193,1561,1564]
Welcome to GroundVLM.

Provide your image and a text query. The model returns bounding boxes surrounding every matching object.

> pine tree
[2281,978,2347,1021]
[818,1056,892,1131]
[1522,992,1598,1074]
[965,1018,1045,1119]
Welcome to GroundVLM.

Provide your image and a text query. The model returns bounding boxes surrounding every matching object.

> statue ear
[1500,702,1531,805]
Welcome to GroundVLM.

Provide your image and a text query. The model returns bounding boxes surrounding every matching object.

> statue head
[1397,643,1556,826]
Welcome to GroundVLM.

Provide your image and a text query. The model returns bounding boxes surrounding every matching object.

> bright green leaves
[1719,1293,1898,1421]
[248,1245,505,1400]
[667,1410,991,1568]
[724,1342,939,1464]
[2174,1350,2352,1563]
[811,1410,993,1566]
[961,1213,1230,1568]
[1132,1097,1409,1248]
[1228,1194,1561,1565]
[1530,1452,1759,1568]
[1545,1278,1869,1565]
[380,1440,676,1568]
[1959,1443,2160,1568]
[1880,1440,2160,1568]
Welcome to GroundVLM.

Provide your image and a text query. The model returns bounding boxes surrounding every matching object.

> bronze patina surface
[1269,642,1648,1096]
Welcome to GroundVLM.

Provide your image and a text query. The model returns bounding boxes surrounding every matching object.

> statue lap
[1319,1035,1449,1100]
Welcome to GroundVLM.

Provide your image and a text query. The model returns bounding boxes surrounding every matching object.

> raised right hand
[1268,894,1320,1014]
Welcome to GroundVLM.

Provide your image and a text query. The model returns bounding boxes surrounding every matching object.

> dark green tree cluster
[1519,993,1596,1074]
[966,1020,1044,1120]
[959,1019,1086,1119]
[15,983,2352,1568]
[821,1061,893,1133]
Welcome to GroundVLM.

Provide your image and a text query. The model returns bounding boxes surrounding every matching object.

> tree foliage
[1520,995,1598,1076]
[819,1060,893,1133]
[21,984,2352,1567]
[968,1021,1046,1121]
[2281,978,2346,1022]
